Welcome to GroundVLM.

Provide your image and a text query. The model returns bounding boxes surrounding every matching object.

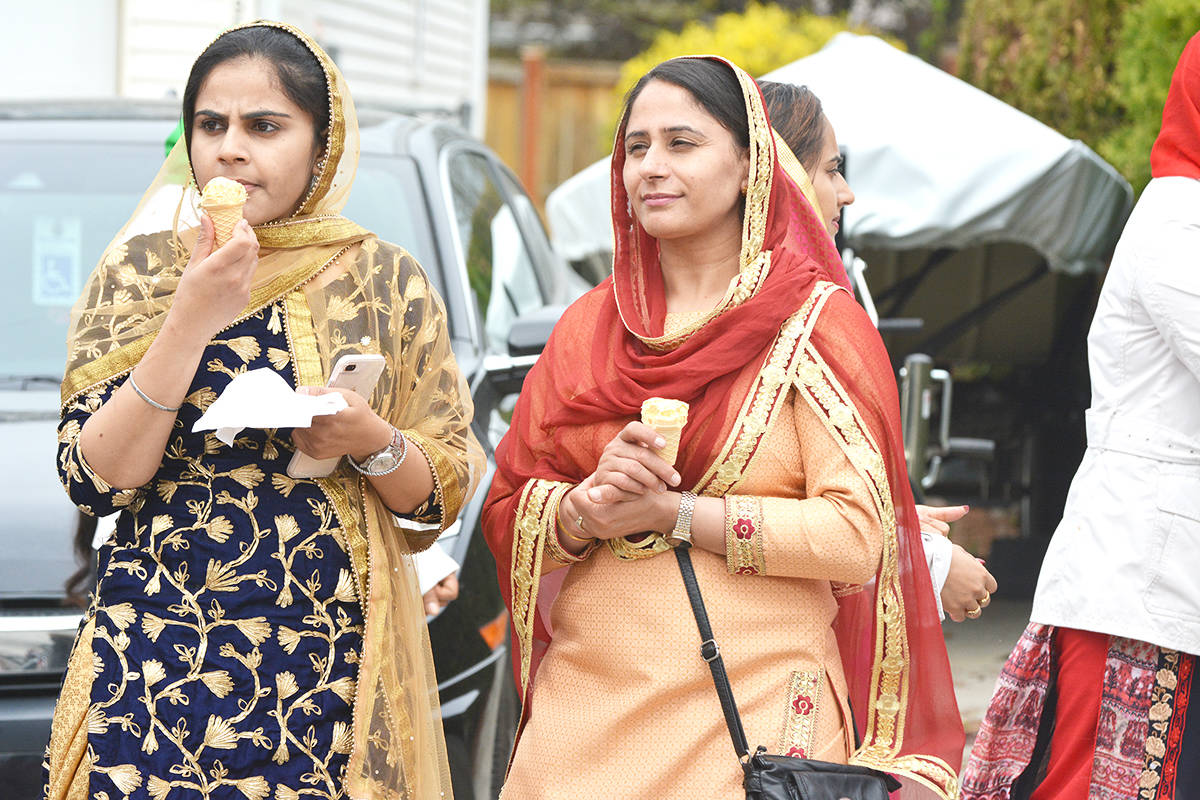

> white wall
[0,0,120,99]
[0,0,488,134]
[119,0,246,99]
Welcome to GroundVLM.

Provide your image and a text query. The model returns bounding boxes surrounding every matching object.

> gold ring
[576,515,585,532]
[979,592,991,608]
[966,607,982,619]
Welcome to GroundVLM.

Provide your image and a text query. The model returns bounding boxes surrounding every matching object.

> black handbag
[674,543,901,800]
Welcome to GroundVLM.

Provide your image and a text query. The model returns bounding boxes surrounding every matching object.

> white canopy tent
[545,34,1134,366]
[547,33,1131,277]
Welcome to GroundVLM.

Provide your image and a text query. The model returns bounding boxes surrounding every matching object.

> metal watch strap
[350,426,407,476]
[666,490,698,546]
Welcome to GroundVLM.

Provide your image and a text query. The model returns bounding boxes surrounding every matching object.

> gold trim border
[404,431,460,534]
[510,479,571,694]
[792,315,958,798]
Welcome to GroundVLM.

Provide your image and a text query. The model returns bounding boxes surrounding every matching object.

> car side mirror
[507,304,565,357]
[479,305,567,400]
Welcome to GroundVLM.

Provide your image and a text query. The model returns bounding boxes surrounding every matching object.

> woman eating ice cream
[44,21,481,800]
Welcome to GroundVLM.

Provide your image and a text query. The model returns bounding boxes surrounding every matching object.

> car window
[340,153,442,297]
[0,141,163,379]
[493,167,568,303]
[445,151,546,352]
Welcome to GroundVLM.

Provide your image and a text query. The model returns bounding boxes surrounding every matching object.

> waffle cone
[640,398,689,467]
[652,426,684,466]
[200,177,247,249]
[205,204,244,248]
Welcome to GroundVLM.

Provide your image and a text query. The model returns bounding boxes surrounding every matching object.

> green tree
[612,2,900,129]
[958,0,1126,152]
[1098,0,1200,193]
[491,0,796,61]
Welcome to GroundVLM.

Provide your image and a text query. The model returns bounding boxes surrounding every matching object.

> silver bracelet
[350,426,408,476]
[666,490,698,547]
[127,373,181,413]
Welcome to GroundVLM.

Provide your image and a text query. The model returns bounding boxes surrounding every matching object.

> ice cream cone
[641,398,689,466]
[199,177,248,248]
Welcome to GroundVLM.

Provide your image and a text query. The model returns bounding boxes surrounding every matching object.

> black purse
[674,544,901,800]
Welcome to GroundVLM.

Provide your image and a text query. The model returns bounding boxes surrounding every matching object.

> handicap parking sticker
[32,217,82,306]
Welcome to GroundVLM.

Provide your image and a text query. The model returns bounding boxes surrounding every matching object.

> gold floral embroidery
[696,282,836,497]
[725,495,766,576]
[778,669,823,758]
[792,329,958,799]
[511,479,571,693]
[1140,648,1181,799]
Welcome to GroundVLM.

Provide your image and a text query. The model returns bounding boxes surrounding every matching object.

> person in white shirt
[963,31,1200,800]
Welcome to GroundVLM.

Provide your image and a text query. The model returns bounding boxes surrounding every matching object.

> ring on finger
[979,592,991,607]
[966,607,982,619]
[576,515,585,532]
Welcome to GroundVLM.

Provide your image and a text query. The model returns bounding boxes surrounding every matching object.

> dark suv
[0,100,578,799]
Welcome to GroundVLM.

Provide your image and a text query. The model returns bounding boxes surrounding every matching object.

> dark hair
[620,58,750,150]
[182,25,330,153]
[64,512,97,609]
[758,80,827,173]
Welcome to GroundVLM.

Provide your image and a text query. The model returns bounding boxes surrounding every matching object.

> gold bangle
[558,519,593,544]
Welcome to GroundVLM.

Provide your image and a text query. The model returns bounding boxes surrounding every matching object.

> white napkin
[414,542,461,597]
[193,367,348,445]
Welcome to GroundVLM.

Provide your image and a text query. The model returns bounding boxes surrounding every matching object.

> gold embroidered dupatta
[61,21,483,799]
[484,56,962,798]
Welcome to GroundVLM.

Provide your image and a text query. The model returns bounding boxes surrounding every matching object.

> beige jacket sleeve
[724,390,883,585]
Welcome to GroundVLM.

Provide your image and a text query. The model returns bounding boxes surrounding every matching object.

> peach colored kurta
[500,325,885,799]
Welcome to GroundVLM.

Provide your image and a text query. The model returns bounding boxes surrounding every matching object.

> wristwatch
[666,491,698,547]
[350,426,408,476]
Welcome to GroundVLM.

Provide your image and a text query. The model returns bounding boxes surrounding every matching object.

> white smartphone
[286,353,387,479]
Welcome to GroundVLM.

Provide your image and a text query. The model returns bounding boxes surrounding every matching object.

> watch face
[371,454,398,473]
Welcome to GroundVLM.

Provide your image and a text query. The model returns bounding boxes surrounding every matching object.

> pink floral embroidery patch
[779,670,822,758]
[734,517,755,539]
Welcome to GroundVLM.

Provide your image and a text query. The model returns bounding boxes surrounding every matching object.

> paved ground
[944,597,1033,758]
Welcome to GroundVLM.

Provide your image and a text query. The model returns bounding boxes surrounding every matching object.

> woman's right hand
[169,213,259,341]
[585,421,681,504]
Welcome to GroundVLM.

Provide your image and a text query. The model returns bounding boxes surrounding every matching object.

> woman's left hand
[562,477,676,542]
[290,386,392,461]
[942,543,998,622]
[586,421,680,503]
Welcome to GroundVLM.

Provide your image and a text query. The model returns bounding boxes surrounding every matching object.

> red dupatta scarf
[1151,31,1200,180]
[482,56,962,798]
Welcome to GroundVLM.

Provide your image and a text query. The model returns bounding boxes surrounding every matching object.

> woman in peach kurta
[483,56,963,799]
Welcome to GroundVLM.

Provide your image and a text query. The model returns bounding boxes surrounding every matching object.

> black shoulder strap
[674,543,751,759]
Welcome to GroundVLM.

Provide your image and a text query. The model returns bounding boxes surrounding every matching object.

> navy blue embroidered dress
[52,301,428,800]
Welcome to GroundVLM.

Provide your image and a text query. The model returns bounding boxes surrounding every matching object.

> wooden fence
[487,49,621,209]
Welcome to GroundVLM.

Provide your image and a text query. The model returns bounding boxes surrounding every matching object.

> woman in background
[758,79,997,623]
